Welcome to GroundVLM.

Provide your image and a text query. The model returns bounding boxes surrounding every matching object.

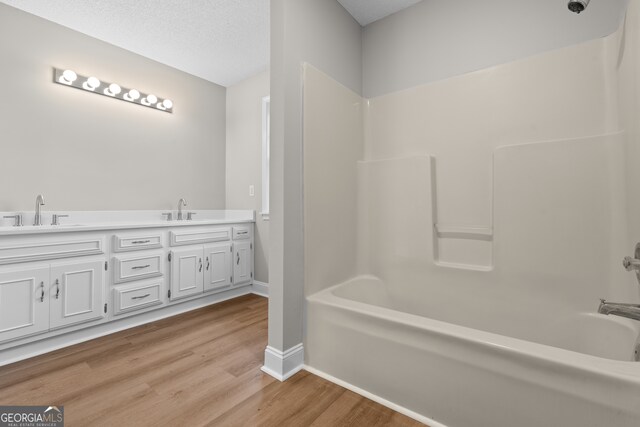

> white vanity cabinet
[0,258,106,344]
[168,225,253,301]
[204,242,233,292]
[49,260,106,329]
[112,279,163,316]
[0,266,49,343]
[111,231,166,318]
[232,225,253,286]
[169,246,205,300]
[0,214,255,357]
[113,252,163,284]
[233,241,253,286]
[169,242,234,300]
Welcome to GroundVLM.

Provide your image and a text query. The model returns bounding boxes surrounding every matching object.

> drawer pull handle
[237,231,248,235]
[131,240,151,244]
[132,264,151,270]
[131,294,151,300]
[40,282,45,302]
[55,279,60,299]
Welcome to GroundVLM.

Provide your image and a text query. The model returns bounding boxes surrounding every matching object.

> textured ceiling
[0,0,422,86]
[0,0,270,87]
[337,0,423,26]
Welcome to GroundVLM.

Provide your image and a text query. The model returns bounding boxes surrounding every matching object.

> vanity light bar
[53,68,173,113]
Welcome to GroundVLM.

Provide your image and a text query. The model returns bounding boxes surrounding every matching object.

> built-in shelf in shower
[433,224,494,272]
[357,154,494,273]
[434,225,493,240]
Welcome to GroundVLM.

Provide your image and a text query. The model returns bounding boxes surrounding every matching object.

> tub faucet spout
[598,299,640,321]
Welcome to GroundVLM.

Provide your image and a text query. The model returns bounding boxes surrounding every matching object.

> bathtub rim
[307,275,640,379]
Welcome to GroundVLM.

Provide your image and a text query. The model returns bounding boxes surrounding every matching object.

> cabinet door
[232,242,253,286]
[204,243,232,293]
[169,247,204,301]
[0,266,49,343]
[50,260,105,330]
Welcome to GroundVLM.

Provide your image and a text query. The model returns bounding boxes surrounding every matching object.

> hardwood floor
[0,294,424,426]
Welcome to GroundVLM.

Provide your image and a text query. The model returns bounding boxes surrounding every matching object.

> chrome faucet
[598,299,640,322]
[177,198,187,221]
[34,194,45,226]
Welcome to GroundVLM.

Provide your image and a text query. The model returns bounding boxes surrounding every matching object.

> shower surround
[302,4,640,426]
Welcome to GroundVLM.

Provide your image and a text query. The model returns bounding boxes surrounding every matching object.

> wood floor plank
[0,294,425,426]
[0,337,133,388]
[65,381,156,426]
[208,371,347,427]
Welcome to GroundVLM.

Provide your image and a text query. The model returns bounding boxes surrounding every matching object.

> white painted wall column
[261,0,302,381]
[262,0,362,381]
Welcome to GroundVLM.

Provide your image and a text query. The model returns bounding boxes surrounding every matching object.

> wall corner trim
[252,281,269,297]
[261,343,304,381]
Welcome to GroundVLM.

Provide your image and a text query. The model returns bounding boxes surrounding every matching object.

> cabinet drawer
[113,254,163,283]
[232,226,251,240]
[113,281,163,315]
[0,238,104,265]
[113,234,162,252]
[170,228,231,247]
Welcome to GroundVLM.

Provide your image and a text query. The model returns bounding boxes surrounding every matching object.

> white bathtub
[306,276,640,427]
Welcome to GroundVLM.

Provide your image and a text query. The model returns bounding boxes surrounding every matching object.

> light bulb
[162,99,173,109]
[60,69,77,85]
[104,83,121,97]
[87,77,100,88]
[109,83,121,95]
[123,89,140,102]
[82,76,101,91]
[141,94,158,106]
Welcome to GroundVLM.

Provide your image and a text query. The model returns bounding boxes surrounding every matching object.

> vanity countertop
[0,210,255,236]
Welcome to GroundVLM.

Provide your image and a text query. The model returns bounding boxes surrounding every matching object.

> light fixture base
[52,68,173,114]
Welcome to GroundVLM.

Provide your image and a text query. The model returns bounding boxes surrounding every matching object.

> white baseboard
[252,281,269,297]
[261,343,304,381]
[303,365,445,427]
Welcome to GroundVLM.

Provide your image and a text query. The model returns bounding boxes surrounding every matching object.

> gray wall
[226,71,270,284]
[0,3,227,212]
[363,0,628,97]
[269,0,362,352]
[618,0,640,294]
